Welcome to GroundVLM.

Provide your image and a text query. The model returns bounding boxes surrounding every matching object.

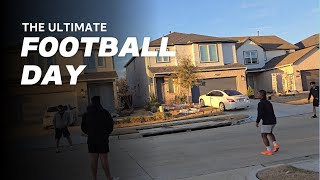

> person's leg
[55,128,62,153]
[313,106,317,117]
[261,133,270,147]
[55,138,60,152]
[100,153,112,180]
[63,128,73,147]
[90,153,99,180]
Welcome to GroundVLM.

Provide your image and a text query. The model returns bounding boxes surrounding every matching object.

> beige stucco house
[125,32,247,107]
[228,34,319,94]
[7,44,118,124]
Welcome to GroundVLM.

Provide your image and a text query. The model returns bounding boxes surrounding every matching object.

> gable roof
[149,32,236,46]
[263,45,317,69]
[295,33,319,49]
[226,35,298,50]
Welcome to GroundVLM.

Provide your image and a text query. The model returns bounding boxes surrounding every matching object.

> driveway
[224,99,313,119]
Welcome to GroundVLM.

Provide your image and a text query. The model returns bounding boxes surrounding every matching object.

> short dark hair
[310,81,316,85]
[259,90,267,98]
[91,96,101,105]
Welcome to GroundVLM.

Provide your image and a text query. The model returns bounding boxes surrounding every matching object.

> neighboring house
[125,32,247,107]
[226,35,299,93]
[7,44,118,124]
[258,34,319,93]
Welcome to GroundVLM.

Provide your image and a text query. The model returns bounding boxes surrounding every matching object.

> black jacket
[81,104,114,144]
[308,86,319,100]
[256,99,277,125]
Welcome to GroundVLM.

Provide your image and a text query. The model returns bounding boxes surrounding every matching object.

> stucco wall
[293,48,320,91]
[126,57,150,107]
[192,43,225,67]
[236,40,266,69]
[265,50,287,62]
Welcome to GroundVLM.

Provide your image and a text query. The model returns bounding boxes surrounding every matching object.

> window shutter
[168,78,174,93]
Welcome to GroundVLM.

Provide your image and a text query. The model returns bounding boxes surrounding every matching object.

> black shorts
[313,98,319,107]
[88,144,109,153]
[55,127,70,139]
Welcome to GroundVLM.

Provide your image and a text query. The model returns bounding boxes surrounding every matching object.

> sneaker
[312,115,317,118]
[273,144,279,152]
[260,150,273,156]
[112,177,120,180]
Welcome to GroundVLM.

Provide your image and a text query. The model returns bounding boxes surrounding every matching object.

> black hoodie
[256,98,277,125]
[81,104,114,144]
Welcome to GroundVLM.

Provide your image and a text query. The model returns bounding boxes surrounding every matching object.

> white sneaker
[112,177,120,180]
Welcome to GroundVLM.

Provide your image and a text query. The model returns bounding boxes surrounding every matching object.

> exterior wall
[126,57,150,107]
[222,43,237,64]
[256,65,293,93]
[293,48,320,91]
[83,50,115,73]
[147,46,177,67]
[265,50,287,62]
[236,40,266,69]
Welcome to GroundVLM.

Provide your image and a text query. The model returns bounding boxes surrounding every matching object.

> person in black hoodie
[308,81,319,118]
[256,90,279,156]
[81,96,114,180]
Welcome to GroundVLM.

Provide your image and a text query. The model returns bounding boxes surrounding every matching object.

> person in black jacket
[308,81,319,118]
[81,96,114,180]
[256,90,279,156]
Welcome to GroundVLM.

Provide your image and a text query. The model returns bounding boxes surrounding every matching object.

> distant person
[256,90,279,156]
[81,96,116,180]
[308,81,319,118]
[53,105,73,153]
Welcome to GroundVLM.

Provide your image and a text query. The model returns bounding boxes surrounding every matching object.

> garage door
[191,77,237,103]
[301,70,319,91]
[88,83,115,112]
[23,92,77,124]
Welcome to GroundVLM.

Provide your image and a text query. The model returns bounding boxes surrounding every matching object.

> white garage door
[88,83,115,112]
[23,92,77,124]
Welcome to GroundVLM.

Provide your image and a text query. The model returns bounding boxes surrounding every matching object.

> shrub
[144,94,161,112]
[154,112,165,120]
[175,95,187,104]
[247,86,254,98]
[122,117,131,124]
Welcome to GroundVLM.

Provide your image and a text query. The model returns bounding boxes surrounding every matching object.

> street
[9,107,319,180]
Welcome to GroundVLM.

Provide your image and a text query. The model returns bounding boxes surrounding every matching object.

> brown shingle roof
[148,63,246,74]
[226,36,298,50]
[263,46,317,69]
[295,34,319,49]
[62,71,118,82]
[149,32,236,46]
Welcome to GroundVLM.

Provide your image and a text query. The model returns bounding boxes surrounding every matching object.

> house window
[168,78,174,93]
[156,49,170,63]
[84,51,96,69]
[244,51,258,64]
[199,44,219,62]
[97,57,105,67]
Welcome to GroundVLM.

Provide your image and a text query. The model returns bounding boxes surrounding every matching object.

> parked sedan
[199,90,250,111]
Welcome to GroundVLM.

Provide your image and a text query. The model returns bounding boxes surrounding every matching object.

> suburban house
[7,44,118,124]
[226,35,299,94]
[125,32,248,107]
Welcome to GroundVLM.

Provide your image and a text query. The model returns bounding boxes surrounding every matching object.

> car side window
[208,92,214,96]
[216,92,223,97]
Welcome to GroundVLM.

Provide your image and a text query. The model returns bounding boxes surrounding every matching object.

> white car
[42,105,77,129]
[199,90,250,111]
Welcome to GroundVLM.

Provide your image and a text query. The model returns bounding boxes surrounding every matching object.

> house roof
[226,35,298,50]
[295,33,319,49]
[148,63,246,74]
[149,32,236,47]
[263,46,317,69]
[62,71,118,82]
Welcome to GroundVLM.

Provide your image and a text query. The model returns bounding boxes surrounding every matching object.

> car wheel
[200,99,205,107]
[219,102,225,112]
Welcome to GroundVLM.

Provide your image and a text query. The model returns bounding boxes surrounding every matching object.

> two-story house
[125,32,247,107]
[226,35,299,94]
[7,43,118,124]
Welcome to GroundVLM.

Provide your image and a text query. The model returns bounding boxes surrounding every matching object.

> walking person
[308,81,319,118]
[81,96,117,180]
[54,105,73,153]
[256,90,279,156]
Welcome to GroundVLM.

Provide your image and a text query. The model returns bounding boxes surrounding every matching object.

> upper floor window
[244,50,258,64]
[156,49,170,63]
[97,57,105,67]
[199,44,218,63]
[84,51,96,69]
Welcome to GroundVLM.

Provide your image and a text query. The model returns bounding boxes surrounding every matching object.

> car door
[212,91,224,108]
[204,91,214,106]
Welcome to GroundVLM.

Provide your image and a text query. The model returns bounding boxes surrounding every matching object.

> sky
[7,0,319,77]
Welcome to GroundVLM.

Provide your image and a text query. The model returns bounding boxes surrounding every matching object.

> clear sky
[114,0,319,76]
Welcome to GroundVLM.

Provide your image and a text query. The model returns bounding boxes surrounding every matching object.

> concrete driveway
[224,99,313,119]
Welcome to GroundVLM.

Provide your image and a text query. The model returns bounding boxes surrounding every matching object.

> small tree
[176,56,198,103]
[117,78,128,95]
[247,85,254,98]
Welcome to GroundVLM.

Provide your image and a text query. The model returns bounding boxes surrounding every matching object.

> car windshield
[224,90,242,96]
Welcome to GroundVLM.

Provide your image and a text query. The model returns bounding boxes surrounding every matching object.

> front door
[156,78,164,103]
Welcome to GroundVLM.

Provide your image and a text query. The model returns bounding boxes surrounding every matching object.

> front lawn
[270,93,312,105]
